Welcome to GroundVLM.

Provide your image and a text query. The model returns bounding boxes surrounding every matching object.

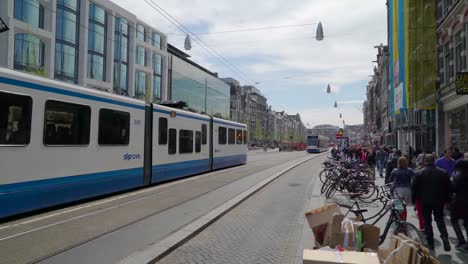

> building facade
[436,0,468,153]
[168,45,230,119]
[240,85,268,144]
[0,0,169,102]
[223,77,243,123]
[344,124,366,145]
[310,124,340,142]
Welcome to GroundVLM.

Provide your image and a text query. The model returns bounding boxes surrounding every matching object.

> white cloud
[338,100,365,105]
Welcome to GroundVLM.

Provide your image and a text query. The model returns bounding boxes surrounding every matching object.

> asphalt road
[158,154,327,264]
[0,151,312,264]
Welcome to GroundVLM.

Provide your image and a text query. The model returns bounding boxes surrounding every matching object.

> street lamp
[316,22,324,41]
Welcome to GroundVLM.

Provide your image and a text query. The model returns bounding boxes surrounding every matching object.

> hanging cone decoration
[334,101,338,108]
[339,113,342,118]
[326,84,331,94]
[184,34,192,50]
[316,22,324,41]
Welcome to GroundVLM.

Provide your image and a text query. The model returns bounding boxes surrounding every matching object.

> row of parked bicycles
[319,155,423,245]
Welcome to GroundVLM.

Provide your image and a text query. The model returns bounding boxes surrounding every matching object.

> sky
[112,0,388,128]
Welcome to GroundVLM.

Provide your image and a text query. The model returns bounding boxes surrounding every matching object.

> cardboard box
[358,224,380,251]
[305,204,341,247]
[379,234,440,264]
[303,249,380,264]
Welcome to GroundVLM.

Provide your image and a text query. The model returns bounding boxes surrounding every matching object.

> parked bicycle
[338,185,423,245]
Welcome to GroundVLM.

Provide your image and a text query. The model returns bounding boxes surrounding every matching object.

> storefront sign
[456,72,468,95]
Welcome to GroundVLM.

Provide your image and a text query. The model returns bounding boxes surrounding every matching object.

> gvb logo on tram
[123,153,141,160]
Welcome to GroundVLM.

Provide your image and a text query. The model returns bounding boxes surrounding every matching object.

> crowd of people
[333,145,468,252]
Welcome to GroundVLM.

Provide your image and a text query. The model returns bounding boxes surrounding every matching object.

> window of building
[195,131,201,153]
[218,127,226,144]
[114,17,129,94]
[14,34,45,74]
[14,0,44,29]
[136,24,145,42]
[201,124,207,144]
[455,32,463,74]
[135,71,147,100]
[0,91,32,145]
[152,32,161,49]
[444,42,451,83]
[44,100,91,145]
[55,0,80,83]
[179,129,193,154]
[438,46,444,85]
[236,129,242,144]
[228,128,235,144]
[136,46,146,66]
[87,2,106,81]
[98,109,129,145]
[243,130,247,144]
[168,128,176,154]
[152,53,162,102]
[158,117,167,144]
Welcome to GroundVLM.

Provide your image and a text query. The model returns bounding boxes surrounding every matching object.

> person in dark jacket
[452,148,463,161]
[385,150,401,184]
[450,160,468,249]
[389,157,414,205]
[412,154,452,251]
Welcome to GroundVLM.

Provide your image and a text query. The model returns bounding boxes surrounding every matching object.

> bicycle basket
[392,199,405,212]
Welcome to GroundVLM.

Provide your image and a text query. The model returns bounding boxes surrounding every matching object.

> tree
[255,119,263,143]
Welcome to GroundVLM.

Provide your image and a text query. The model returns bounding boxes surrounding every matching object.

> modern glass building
[169,45,230,119]
[0,0,168,102]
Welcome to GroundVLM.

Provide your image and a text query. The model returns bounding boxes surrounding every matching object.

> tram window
[195,131,201,153]
[168,128,176,154]
[179,129,193,154]
[44,100,91,145]
[201,124,207,145]
[159,117,168,144]
[218,127,226,144]
[98,109,130,145]
[228,128,235,145]
[243,130,247,145]
[236,129,242,144]
[0,91,32,145]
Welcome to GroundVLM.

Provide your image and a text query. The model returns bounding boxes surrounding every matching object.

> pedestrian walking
[385,150,401,184]
[450,159,468,250]
[415,149,427,168]
[388,157,414,205]
[414,158,426,231]
[412,154,452,251]
[436,149,456,177]
[376,146,387,177]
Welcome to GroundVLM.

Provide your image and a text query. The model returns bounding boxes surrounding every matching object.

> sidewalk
[325,171,468,264]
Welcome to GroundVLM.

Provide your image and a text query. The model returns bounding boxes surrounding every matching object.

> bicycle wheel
[321,177,331,194]
[393,222,424,245]
[358,185,379,203]
[325,182,338,199]
[357,181,377,201]
[319,169,328,183]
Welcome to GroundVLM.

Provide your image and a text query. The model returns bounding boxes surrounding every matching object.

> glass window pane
[158,117,168,144]
[152,53,162,75]
[201,124,207,144]
[90,3,105,24]
[179,129,193,154]
[14,0,44,29]
[218,127,226,145]
[228,128,235,145]
[44,100,91,145]
[14,34,45,73]
[0,91,32,145]
[58,0,78,11]
[120,64,128,90]
[136,24,145,41]
[136,46,146,66]
[152,75,161,102]
[56,9,78,44]
[87,54,104,81]
[55,43,77,80]
[98,109,130,145]
[243,130,247,144]
[135,71,146,100]
[168,128,176,154]
[152,32,161,48]
[195,131,201,153]
[88,23,105,54]
[236,129,242,144]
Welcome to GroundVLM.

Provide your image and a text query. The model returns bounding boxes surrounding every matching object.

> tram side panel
[212,118,248,170]
[0,70,146,218]
[151,106,211,183]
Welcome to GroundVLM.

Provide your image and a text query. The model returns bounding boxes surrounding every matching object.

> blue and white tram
[306,135,329,153]
[0,68,248,219]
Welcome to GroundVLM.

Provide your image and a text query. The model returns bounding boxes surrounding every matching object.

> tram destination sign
[456,72,468,95]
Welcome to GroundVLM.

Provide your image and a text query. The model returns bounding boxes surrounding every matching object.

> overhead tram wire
[165,23,319,35]
[143,0,257,86]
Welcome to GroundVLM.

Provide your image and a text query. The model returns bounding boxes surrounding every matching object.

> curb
[119,152,328,264]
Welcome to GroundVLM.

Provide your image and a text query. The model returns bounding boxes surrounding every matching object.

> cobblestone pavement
[158,155,326,264]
